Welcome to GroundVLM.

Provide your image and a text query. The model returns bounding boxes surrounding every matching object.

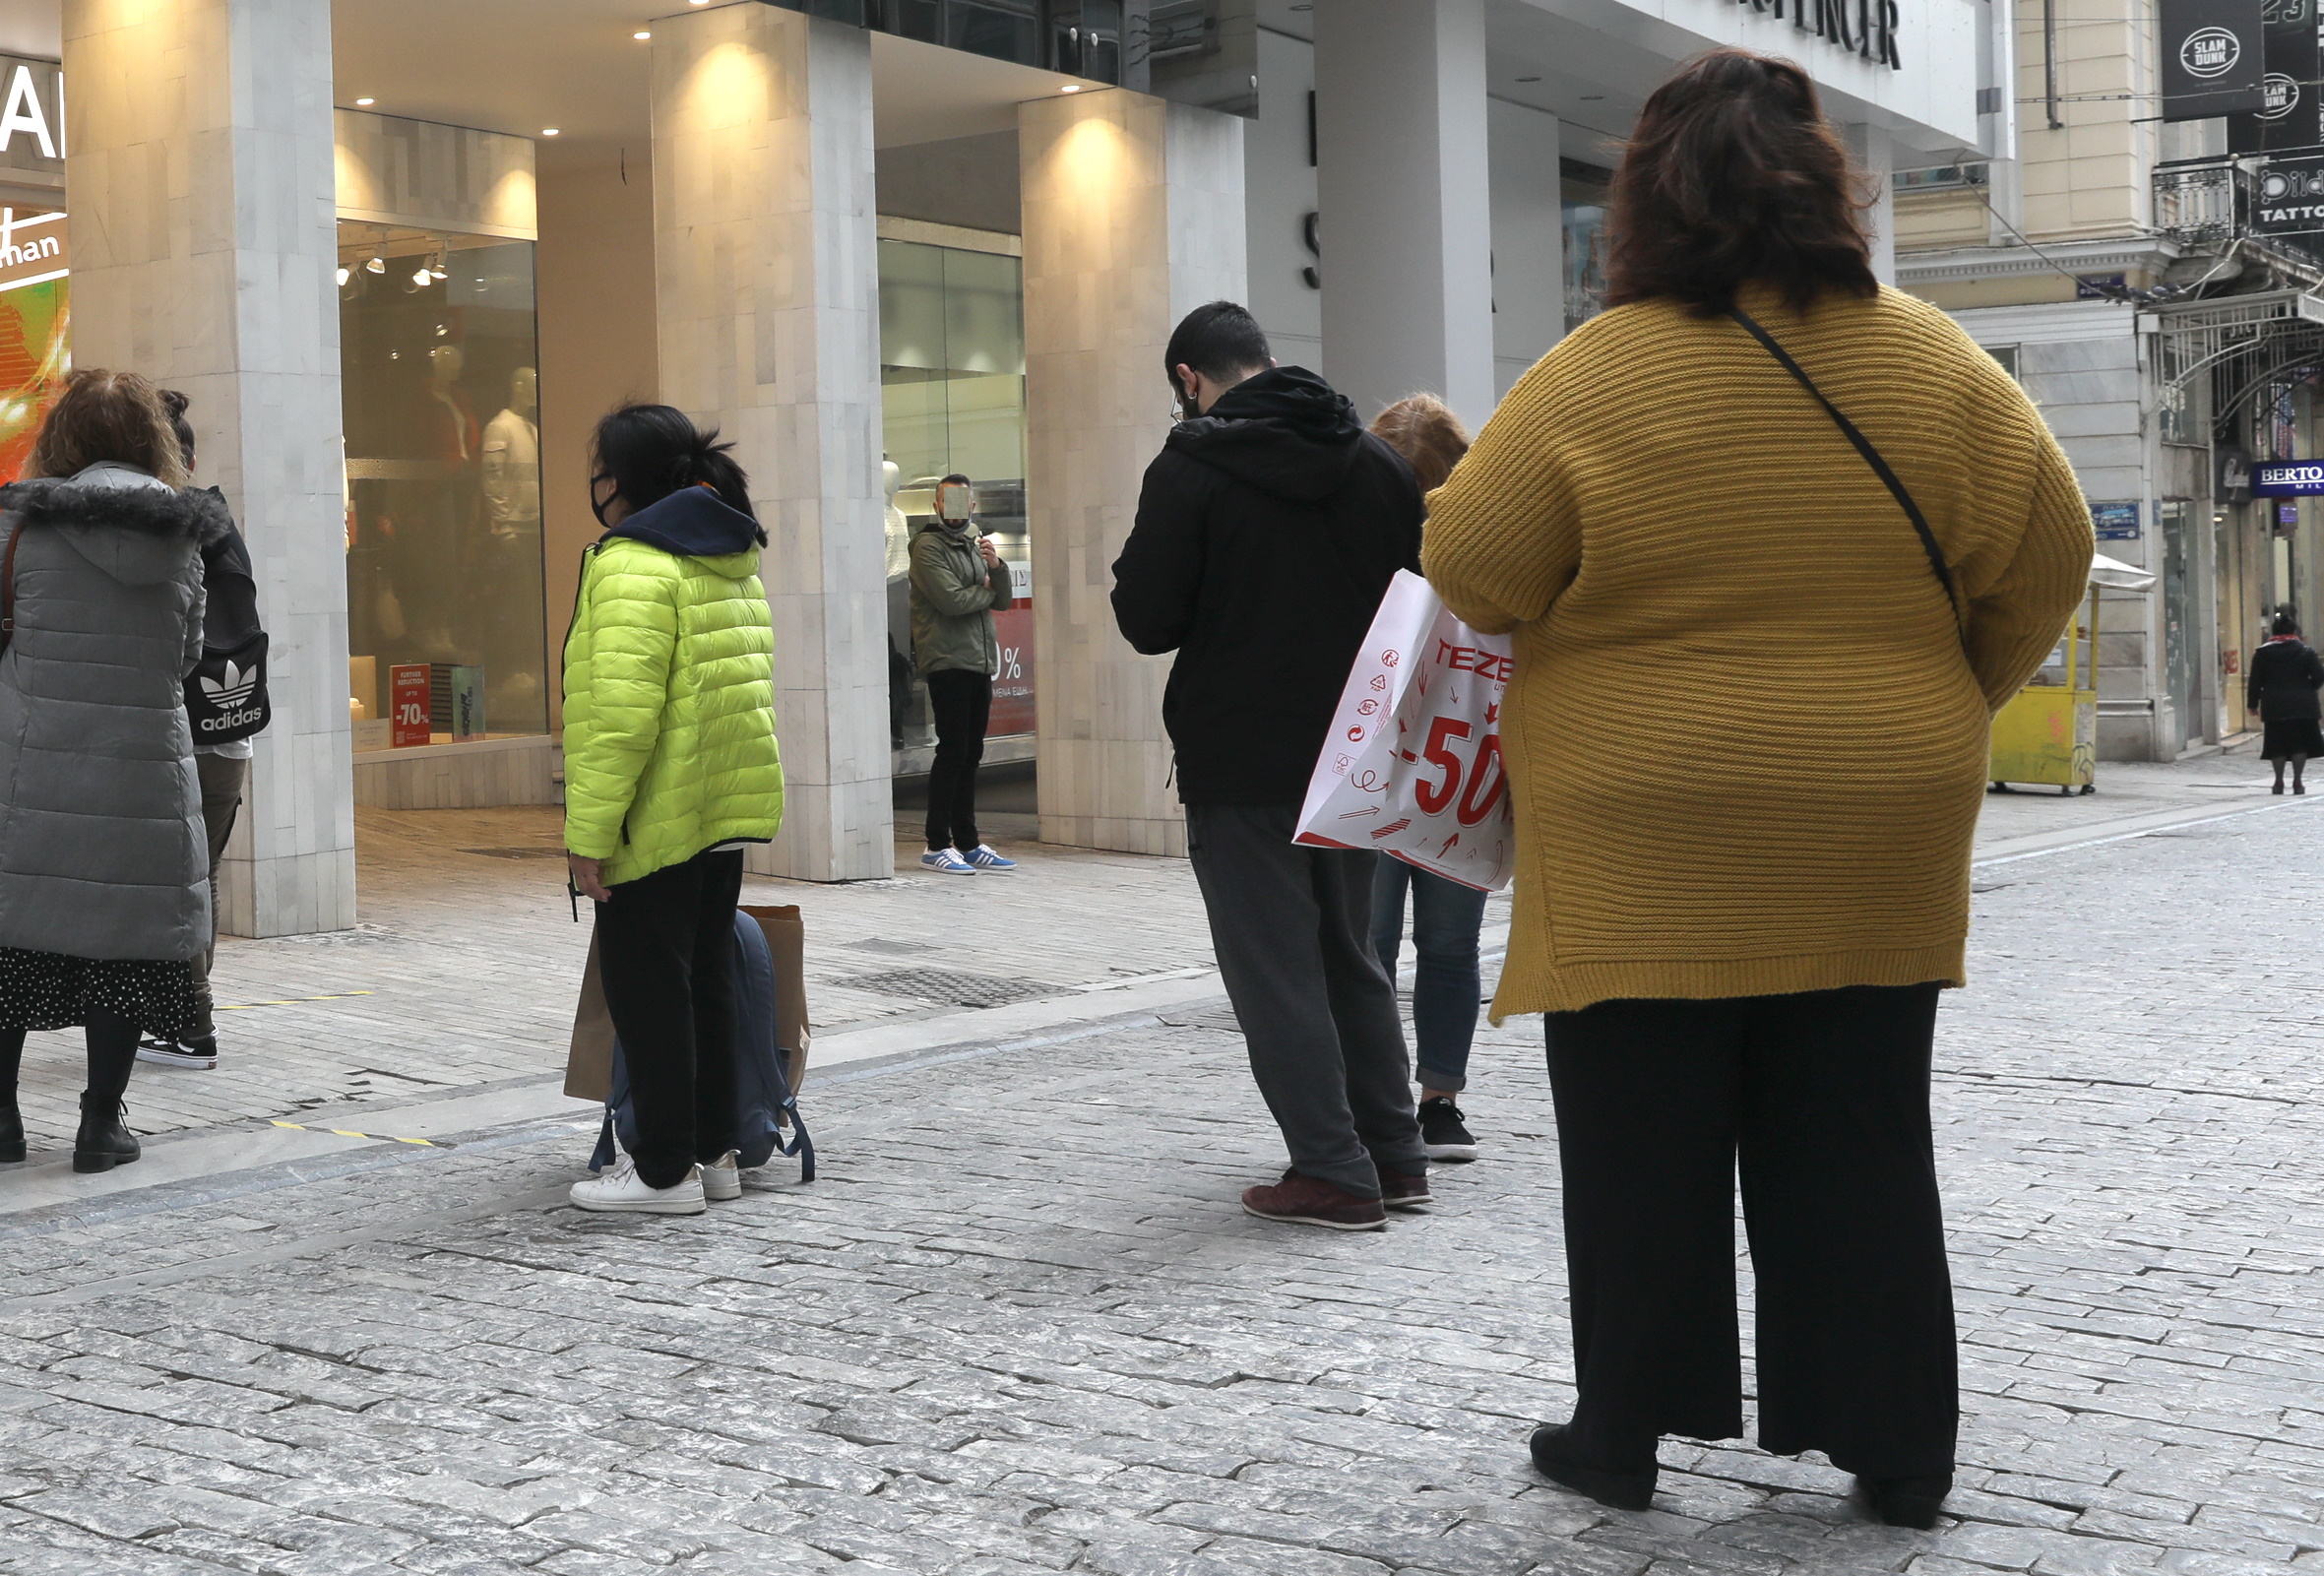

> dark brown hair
[1603,49,1876,316]
[27,368,191,488]
[1370,394,1472,494]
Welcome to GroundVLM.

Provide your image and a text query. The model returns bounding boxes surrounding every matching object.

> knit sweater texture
[1422,284,2094,1018]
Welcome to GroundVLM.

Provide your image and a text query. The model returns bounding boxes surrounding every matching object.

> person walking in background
[1366,394,1490,1164]
[564,404,784,1216]
[2247,613,2323,793]
[137,389,269,1073]
[910,473,1017,874]
[0,370,229,1173]
[1421,50,2092,1525]
[1112,300,1430,1232]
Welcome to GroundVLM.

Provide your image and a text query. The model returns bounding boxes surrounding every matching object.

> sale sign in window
[390,662,432,748]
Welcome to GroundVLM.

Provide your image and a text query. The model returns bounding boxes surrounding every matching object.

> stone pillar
[1848,122,1897,284]
[1313,0,1495,428]
[652,5,891,881]
[1021,90,1245,857]
[65,0,354,937]
[1487,97,1563,399]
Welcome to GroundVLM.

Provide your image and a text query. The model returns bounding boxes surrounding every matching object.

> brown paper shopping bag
[564,926,617,1103]
[741,904,811,1093]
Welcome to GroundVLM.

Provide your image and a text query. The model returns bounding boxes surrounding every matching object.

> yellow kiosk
[1989,553,2156,794]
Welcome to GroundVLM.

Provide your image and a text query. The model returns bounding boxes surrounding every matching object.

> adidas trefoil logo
[200,661,259,709]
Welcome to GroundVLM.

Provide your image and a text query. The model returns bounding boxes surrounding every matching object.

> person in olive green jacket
[909,473,1016,874]
[564,404,783,1216]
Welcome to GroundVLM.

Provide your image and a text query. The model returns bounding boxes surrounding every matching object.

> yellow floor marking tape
[269,1119,440,1148]
[219,991,375,1012]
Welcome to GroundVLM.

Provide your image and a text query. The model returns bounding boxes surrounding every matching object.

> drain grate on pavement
[843,969,1054,1008]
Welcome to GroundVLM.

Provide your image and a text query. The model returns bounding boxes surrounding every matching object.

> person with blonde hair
[1367,394,1489,1164]
[1423,50,2090,1524]
[0,368,230,1173]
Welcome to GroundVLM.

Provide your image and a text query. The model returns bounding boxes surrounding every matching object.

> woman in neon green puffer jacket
[564,404,782,1216]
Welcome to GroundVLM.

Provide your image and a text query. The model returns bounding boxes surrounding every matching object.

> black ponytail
[590,402,765,543]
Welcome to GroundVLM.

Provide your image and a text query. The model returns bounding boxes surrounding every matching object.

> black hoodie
[1111,365,1422,805]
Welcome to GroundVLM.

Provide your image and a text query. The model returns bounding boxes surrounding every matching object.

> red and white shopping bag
[1294,570,1515,892]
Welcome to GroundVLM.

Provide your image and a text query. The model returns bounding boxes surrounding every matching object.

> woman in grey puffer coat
[0,368,227,1174]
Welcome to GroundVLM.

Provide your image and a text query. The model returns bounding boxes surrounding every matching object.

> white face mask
[936,481,974,525]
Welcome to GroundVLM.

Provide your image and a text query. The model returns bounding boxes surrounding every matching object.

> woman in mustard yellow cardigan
[1422,50,2092,1527]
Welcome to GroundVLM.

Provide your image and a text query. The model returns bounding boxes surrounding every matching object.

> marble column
[1848,122,1898,284]
[652,5,891,881]
[1312,0,1495,429]
[1020,89,1246,857]
[1487,96,1564,399]
[64,0,354,937]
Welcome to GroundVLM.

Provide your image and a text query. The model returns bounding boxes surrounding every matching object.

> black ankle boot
[1529,1422,1657,1511]
[72,1096,139,1173]
[1857,1472,1952,1529]
[0,1101,22,1163]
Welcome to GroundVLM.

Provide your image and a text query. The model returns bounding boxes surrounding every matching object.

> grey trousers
[1184,802,1427,1198]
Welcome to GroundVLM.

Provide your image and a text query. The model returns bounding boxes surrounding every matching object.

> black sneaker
[136,1035,218,1070]
[1418,1097,1478,1162]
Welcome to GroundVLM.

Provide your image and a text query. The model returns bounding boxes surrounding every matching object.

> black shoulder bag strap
[1727,305,1961,627]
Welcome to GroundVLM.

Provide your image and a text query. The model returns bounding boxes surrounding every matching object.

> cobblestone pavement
[2,788,2319,1574]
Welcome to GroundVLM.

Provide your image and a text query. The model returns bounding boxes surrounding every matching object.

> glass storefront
[1560,160,1611,335]
[0,204,66,484]
[877,235,1034,750]
[338,222,547,750]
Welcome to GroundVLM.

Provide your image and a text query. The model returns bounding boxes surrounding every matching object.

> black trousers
[596,849,744,1189]
[924,667,991,852]
[0,1012,139,1110]
[1185,802,1427,1198]
[1543,983,1957,1479]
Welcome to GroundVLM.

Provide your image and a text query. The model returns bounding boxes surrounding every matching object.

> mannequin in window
[481,366,540,541]
[425,344,479,464]
[475,366,544,724]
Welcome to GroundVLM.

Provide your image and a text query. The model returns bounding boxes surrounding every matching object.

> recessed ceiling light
[541,128,560,137]
[634,30,651,39]
[354,96,375,106]
[1060,84,1081,93]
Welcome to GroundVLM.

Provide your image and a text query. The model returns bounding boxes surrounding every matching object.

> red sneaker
[1380,1168,1431,1211]
[1241,1169,1388,1230]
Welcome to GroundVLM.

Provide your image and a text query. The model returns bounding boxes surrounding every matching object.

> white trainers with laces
[700,1149,742,1201]
[569,1156,706,1214]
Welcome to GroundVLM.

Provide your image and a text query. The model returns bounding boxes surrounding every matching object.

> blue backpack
[589,910,815,1181]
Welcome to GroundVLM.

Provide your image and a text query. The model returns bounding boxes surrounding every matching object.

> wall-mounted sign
[2219,447,2255,503]
[2254,151,2324,234]
[0,55,60,183]
[2162,0,2267,119]
[2229,0,2320,151]
[2091,500,2143,538]
[2253,458,2324,494]
[1732,0,1903,69]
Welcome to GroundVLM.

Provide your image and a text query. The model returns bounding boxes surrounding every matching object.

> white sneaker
[568,1156,706,1214]
[701,1149,742,1201]
[921,848,976,875]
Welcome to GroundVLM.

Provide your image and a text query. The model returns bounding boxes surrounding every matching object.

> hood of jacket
[1163,365,1366,502]
[4,469,233,588]
[605,484,764,577]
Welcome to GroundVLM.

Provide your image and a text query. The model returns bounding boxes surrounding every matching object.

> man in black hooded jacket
[1112,300,1430,1232]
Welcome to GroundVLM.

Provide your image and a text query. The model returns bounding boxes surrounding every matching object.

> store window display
[877,236,1032,752]
[339,224,548,747]
[0,205,68,483]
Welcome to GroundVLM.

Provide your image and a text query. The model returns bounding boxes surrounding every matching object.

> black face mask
[590,476,618,530]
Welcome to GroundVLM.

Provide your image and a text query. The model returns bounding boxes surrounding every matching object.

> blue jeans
[1370,857,1489,1094]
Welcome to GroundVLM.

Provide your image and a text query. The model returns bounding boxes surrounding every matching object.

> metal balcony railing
[2153,159,2244,248]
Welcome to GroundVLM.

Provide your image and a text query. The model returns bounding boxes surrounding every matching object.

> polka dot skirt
[0,948,208,1039]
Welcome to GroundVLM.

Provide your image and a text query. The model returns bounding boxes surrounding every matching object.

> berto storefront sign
[2253,460,2324,496]
[2162,0,2267,119]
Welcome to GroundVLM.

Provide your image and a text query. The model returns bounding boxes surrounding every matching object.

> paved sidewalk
[1,749,2283,1154]
[0,792,2319,1573]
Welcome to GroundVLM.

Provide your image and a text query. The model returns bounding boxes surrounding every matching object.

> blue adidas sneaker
[966,846,1017,871]
[921,848,976,875]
